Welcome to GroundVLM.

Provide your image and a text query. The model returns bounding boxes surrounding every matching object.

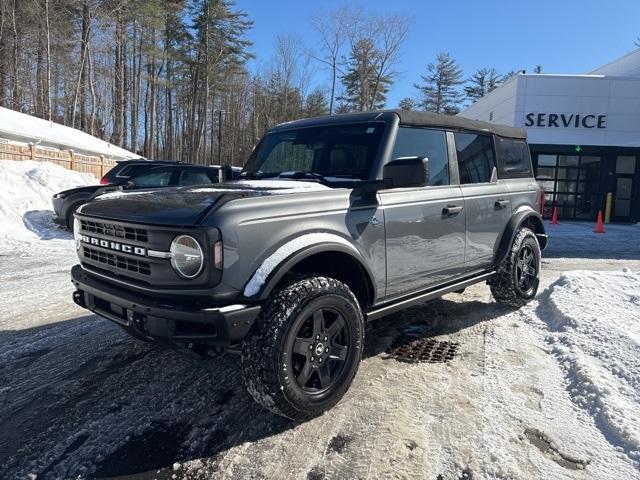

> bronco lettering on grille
[78,234,147,256]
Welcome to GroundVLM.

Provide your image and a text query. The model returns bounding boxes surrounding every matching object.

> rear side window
[497,137,532,177]
[390,127,449,186]
[116,164,152,178]
[454,133,495,184]
[133,168,174,187]
[180,169,215,186]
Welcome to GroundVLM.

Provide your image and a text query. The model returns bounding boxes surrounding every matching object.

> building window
[535,154,602,220]
[616,155,636,174]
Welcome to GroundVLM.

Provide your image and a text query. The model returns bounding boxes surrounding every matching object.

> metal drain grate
[388,338,459,364]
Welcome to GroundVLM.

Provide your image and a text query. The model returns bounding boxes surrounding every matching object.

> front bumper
[71,265,260,346]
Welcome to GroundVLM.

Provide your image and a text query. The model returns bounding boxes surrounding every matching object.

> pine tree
[398,97,417,110]
[304,88,329,117]
[338,38,391,112]
[414,52,464,115]
[464,67,502,102]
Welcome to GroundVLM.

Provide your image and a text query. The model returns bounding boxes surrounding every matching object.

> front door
[380,127,466,300]
[612,155,637,222]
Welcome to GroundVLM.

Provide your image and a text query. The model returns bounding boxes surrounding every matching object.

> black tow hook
[72,290,86,308]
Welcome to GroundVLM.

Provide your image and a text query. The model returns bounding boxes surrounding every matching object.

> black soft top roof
[271,109,526,140]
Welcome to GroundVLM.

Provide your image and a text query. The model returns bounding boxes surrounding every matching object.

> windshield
[242,122,386,181]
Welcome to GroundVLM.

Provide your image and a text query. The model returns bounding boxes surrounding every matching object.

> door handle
[495,199,510,210]
[442,205,463,217]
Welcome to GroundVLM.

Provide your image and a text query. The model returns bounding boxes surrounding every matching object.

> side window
[390,127,449,186]
[454,133,496,184]
[117,164,150,178]
[497,137,532,177]
[132,168,174,187]
[179,169,214,186]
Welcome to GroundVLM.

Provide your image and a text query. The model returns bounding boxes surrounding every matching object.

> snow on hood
[94,179,331,200]
[231,179,331,191]
[0,160,96,246]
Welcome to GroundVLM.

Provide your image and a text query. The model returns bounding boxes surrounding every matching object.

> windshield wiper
[277,171,329,182]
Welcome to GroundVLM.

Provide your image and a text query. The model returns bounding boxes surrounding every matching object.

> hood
[56,184,102,197]
[77,180,332,226]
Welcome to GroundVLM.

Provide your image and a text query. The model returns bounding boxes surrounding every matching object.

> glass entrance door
[612,156,636,222]
[535,154,602,220]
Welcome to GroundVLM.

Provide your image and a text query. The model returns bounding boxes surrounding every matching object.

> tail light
[99,177,109,185]
[539,186,545,215]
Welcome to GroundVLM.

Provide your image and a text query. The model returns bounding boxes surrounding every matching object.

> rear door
[496,136,540,220]
[380,127,466,299]
[454,132,511,270]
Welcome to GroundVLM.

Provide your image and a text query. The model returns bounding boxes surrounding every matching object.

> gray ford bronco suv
[70,110,547,420]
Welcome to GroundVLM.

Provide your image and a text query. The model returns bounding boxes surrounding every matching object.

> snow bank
[0,107,137,160]
[543,269,640,462]
[0,160,96,246]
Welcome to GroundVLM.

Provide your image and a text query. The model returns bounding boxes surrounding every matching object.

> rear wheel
[241,276,364,421]
[490,227,541,308]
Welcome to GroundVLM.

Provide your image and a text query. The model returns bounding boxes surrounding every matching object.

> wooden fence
[0,143,118,178]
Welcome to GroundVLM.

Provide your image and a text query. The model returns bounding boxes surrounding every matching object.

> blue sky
[238,0,640,108]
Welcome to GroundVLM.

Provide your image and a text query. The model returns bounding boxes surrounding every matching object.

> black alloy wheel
[289,307,350,392]
[515,244,538,293]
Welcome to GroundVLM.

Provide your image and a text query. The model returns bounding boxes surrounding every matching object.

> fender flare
[243,238,376,303]
[494,207,547,267]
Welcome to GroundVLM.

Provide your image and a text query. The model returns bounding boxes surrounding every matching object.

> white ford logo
[78,234,147,257]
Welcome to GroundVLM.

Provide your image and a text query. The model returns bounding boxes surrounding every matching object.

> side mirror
[383,156,429,188]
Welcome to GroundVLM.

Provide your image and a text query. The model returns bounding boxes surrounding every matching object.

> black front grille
[83,247,151,275]
[80,219,148,243]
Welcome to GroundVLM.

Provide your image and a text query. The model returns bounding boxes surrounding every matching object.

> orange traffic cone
[551,206,559,225]
[594,210,605,234]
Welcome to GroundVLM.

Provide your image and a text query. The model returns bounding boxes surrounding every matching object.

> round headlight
[73,217,81,250]
[170,235,204,278]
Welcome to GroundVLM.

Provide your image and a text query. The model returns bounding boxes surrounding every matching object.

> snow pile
[0,160,96,246]
[544,269,640,462]
[0,107,137,160]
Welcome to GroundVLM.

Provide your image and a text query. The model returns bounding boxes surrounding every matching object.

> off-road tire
[241,276,364,421]
[490,227,541,308]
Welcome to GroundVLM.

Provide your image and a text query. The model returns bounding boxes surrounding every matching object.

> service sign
[524,113,607,129]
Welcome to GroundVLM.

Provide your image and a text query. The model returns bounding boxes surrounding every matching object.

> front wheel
[490,227,541,308]
[241,276,364,421]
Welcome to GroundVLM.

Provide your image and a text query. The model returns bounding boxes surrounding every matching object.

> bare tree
[366,14,409,110]
[309,7,349,114]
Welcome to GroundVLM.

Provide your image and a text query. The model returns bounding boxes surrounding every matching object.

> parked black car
[53,163,223,229]
[98,159,180,185]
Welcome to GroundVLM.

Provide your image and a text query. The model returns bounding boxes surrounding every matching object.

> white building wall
[458,75,520,125]
[459,74,640,148]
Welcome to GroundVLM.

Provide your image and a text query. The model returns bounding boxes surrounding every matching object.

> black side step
[365,270,496,321]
